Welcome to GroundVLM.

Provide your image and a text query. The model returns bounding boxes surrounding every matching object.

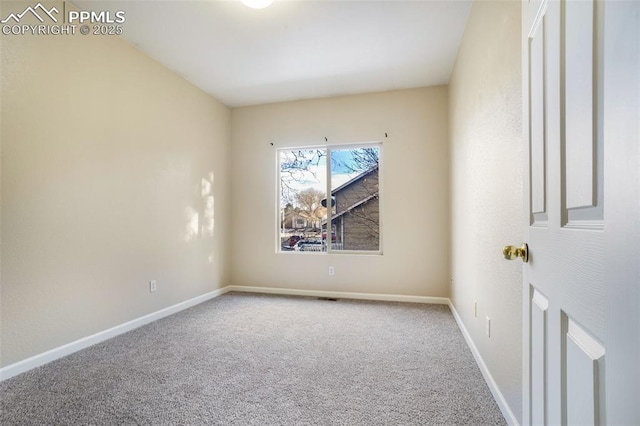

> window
[278,144,381,254]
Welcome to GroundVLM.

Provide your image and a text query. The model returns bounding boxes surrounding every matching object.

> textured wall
[1,19,231,366]
[448,0,523,422]
[230,87,450,297]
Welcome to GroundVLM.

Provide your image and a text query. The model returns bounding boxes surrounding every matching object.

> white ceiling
[76,0,472,107]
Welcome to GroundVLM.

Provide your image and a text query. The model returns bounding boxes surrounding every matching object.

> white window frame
[276,141,383,255]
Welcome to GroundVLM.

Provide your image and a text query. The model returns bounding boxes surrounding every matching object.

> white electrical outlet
[474,300,478,318]
[486,316,491,337]
[150,280,157,292]
[328,266,335,276]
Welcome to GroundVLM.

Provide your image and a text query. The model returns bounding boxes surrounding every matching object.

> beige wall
[1,18,231,366]
[449,0,523,422]
[230,87,450,297]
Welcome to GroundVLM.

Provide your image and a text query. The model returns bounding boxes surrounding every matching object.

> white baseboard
[226,285,449,305]
[448,301,520,426]
[0,287,230,382]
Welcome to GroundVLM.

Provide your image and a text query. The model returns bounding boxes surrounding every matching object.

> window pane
[279,149,327,252]
[329,147,380,251]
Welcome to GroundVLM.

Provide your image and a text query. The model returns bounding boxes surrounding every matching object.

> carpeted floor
[0,292,506,425]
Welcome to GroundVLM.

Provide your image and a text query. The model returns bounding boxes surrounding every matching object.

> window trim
[276,141,383,256]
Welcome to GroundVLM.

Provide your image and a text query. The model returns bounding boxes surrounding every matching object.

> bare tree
[280,149,325,203]
[332,147,379,174]
[294,188,326,229]
[281,203,297,228]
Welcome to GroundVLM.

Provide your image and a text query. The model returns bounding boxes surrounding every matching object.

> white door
[521,0,639,425]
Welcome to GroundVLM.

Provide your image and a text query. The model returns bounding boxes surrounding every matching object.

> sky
[279,149,363,205]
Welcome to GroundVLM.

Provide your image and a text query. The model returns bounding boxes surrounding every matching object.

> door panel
[530,16,547,219]
[564,316,606,426]
[564,0,595,211]
[562,0,605,227]
[530,289,549,426]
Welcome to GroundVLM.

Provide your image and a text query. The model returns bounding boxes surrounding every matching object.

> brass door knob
[503,243,529,263]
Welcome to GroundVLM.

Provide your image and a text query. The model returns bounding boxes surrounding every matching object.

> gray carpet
[0,292,506,425]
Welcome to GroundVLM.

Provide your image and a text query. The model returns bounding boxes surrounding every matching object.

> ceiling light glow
[241,0,274,9]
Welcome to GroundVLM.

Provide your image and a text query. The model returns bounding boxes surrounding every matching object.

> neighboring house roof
[331,165,378,195]
[322,165,379,224]
[330,193,379,221]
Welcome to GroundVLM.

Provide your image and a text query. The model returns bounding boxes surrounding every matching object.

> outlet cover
[328,267,335,276]
[474,300,478,318]
[150,280,157,292]
[485,316,491,337]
